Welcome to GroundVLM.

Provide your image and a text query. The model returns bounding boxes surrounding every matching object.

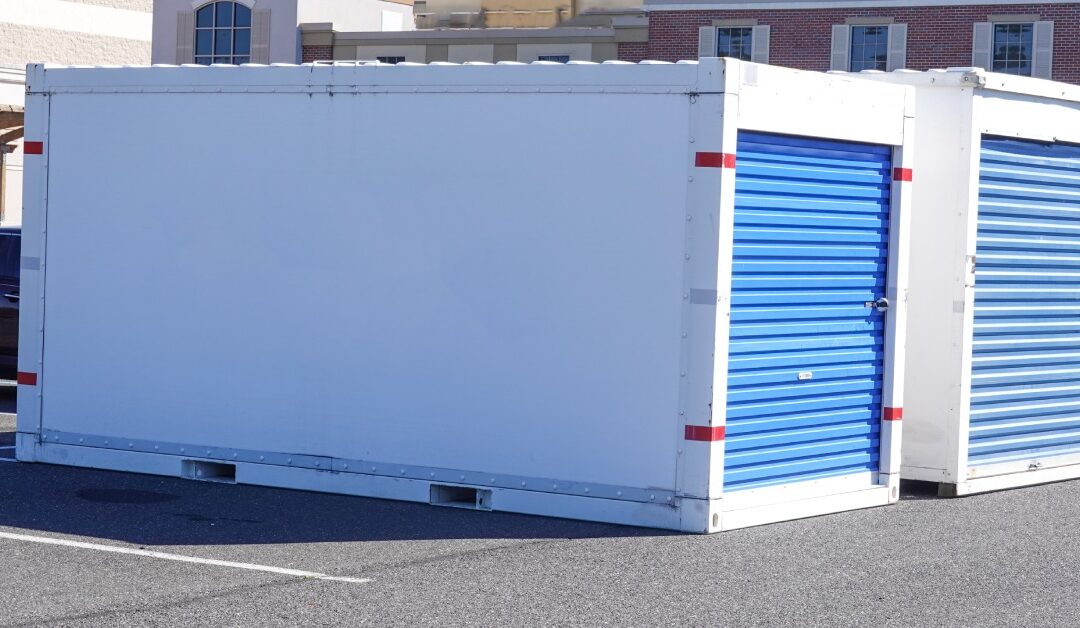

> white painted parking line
[0,446,15,450]
[0,457,16,462]
[0,531,371,584]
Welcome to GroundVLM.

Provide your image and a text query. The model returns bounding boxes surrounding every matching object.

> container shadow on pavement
[0,378,939,546]
[0,451,950,545]
[0,434,670,546]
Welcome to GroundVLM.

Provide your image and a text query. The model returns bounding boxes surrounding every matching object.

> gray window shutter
[830,25,850,71]
[698,26,717,58]
[751,25,770,64]
[886,23,907,71]
[251,9,271,64]
[972,22,992,70]
[175,11,194,64]
[1032,21,1054,79]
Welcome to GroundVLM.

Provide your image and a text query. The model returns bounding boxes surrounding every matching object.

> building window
[376,56,406,64]
[849,25,889,72]
[973,21,1051,79]
[992,23,1033,75]
[716,27,753,61]
[699,25,770,64]
[194,1,252,65]
[537,55,570,63]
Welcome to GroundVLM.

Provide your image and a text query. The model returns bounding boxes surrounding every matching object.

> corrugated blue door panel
[970,138,1080,467]
[724,132,892,492]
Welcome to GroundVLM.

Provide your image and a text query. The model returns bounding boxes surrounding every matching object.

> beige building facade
[152,0,416,66]
[413,0,638,29]
[0,0,153,225]
[301,10,646,64]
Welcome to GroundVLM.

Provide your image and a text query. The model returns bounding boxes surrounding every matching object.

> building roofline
[644,0,1072,10]
[335,26,616,42]
[301,16,649,47]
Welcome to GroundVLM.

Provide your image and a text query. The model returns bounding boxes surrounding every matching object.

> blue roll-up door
[724,132,893,492]
[969,137,1080,467]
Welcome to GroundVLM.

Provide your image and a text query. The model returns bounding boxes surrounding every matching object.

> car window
[0,235,20,284]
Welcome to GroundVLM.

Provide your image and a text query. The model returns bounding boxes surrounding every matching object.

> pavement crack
[3,577,309,628]
[369,537,567,574]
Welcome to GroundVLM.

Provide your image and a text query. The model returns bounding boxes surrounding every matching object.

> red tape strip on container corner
[695,152,736,169]
[884,407,903,421]
[23,141,44,155]
[16,371,37,386]
[685,425,726,441]
[892,167,913,182]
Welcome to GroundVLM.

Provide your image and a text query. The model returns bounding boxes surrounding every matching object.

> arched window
[194,1,252,65]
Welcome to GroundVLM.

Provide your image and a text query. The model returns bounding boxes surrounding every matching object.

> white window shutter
[886,23,907,71]
[1032,21,1054,79]
[972,22,992,70]
[251,9,271,64]
[830,25,850,71]
[751,25,770,64]
[698,26,717,58]
[175,11,194,64]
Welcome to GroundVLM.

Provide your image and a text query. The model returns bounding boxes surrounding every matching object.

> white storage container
[17,59,913,531]
[854,68,1080,496]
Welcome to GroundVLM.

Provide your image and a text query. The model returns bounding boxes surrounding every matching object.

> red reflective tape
[893,167,912,182]
[884,407,903,421]
[695,152,736,169]
[17,371,37,386]
[684,425,725,441]
[23,141,44,155]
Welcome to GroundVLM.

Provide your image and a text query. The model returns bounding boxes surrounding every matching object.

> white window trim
[712,19,758,27]
[180,1,269,65]
[193,1,255,65]
[986,14,1040,23]
[848,24,890,72]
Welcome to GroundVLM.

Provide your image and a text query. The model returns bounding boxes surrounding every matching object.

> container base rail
[928,456,1080,497]
[20,432,895,532]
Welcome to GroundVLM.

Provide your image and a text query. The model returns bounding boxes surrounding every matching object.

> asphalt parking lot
[2,396,1080,627]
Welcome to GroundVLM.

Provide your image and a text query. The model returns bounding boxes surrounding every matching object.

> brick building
[620,1,1080,84]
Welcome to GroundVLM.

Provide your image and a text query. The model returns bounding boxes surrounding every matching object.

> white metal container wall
[17,60,913,531]
[851,69,1080,495]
